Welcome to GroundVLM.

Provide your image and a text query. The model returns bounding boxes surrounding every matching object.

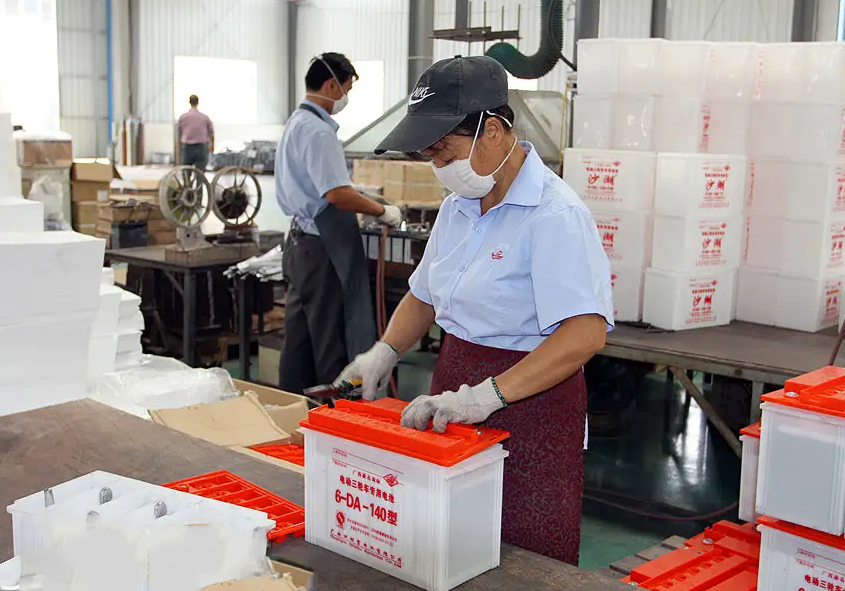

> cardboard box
[71,181,110,203]
[17,137,73,167]
[72,202,99,227]
[352,158,385,187]
[382,160,445,205]
[72,158,121,183]
[233,379,309,436]
[98,201,156,222]
[201,560,313,591]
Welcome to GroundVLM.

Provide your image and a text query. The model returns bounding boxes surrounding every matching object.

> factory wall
[134,0,289,156]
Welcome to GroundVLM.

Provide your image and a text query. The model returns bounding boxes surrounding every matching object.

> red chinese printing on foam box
[654,154,747,217]
[593,211,653,268]
[563,149,656,213]
[652,215,743,273]
[643,269,736,331]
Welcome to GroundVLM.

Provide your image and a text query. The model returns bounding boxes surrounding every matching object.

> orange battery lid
[629,547,714,584]
[686,521,761,562]
[765,373,845,418]
[758,516,845,552]
[700,569,758,591]
[633,551,751,591]
[784,366,845,394]
[299,398,509,467]
[739,421,761,438]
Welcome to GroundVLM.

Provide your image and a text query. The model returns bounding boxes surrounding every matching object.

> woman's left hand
[400,378,505,433]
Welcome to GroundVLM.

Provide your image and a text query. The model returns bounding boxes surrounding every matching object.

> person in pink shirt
[177,94,214,170]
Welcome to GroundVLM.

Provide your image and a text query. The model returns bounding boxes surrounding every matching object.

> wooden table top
[0,400,627,591]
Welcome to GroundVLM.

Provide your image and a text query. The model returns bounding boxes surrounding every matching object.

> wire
[583,493,739,523]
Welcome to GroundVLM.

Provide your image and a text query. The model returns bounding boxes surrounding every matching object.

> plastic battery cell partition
[738,421,761,523]
[651,215,743,272]
[300,398,510,591]
[757,366,845,535]
[654,154,747,216]
[643,268,736,331]
[562,149,656,212]
[758,517,845,591]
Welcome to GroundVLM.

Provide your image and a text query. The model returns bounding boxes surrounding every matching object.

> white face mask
[430,113,517,199]
[307,57,349,115]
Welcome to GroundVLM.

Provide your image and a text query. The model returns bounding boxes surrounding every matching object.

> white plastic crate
[302,402,508,591]
[651,214,743,272]
[591,211,652,268]
[576,38,663,96]
[738,424,760,523]
[563,149,656,212]
[747,158,845,222]
[643,268,736,330]
[750,102,845,162]
[9,471,274,590]
[744,217,845,278]
[736,266,778,325]
[572,95,654,151]
[758,400,845,534]
[706,42,759,100]
[653,98,750,154]
[654,154,747,216]
[758,42,845,104]
[758,518,845,591]
[610,265,645,322]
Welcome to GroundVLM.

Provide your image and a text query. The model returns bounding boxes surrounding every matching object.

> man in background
[177,94,214,170]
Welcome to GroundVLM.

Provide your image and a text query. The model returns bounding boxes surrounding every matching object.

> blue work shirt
[409,142,614,352]
[275,99,351,235]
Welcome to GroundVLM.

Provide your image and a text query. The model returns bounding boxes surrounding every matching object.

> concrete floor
[231,348,741,571]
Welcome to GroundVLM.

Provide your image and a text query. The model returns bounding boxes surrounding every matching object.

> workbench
[0,400,627,591]
[106,245,261,367]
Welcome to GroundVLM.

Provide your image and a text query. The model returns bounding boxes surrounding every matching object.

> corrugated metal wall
[666,0,795,42]
[295,0,410,110]
[432,0,576,95]
[599,0,653,38]
[135,0,288,125]
[57,0,108,157]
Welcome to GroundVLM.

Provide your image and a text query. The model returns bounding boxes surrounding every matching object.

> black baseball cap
[375,55,509,154]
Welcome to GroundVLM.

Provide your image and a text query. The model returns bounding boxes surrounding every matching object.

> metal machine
[157,165,263,261]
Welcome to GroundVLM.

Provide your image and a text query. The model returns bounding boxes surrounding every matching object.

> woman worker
[335,55,614,564]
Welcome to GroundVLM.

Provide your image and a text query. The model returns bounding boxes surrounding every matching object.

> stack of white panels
[0,114,22,198]
[116,289,144,369]
[0,197,42,232]
[563,148,655,321]
[0,232,104,415]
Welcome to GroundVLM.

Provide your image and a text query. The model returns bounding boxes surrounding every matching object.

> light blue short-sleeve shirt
[275,100,351,235]
[409,142,614,352]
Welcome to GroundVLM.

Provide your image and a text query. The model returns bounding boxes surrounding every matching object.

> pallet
[607,536,689,578]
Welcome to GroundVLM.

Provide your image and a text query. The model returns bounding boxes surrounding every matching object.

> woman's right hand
[334,342,399,401]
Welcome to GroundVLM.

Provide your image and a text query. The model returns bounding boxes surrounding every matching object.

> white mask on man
[307,57,349,115]
[430,112,517,199]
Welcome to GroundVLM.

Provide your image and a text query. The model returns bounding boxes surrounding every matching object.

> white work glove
[400,378,506,433]
[334,341,399,401]
[378,204,403,228]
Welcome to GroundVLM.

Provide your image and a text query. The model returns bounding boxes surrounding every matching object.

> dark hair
[449,104,515,137]
[305,52,358,91]
[189,94,199,107]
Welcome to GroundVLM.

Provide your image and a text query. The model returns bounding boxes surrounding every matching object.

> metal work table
[0,401,627,591]
[106,245,258,367]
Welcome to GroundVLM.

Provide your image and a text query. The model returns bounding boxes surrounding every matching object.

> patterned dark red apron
[430,333,586,565]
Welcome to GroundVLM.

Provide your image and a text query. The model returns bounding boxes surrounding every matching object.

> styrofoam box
[651,214,743,272]
[115,349,143,370]
[659,41,710,97]
[0,380,87,417]
[591,211,652,267]
[744,217,845,278]
[748,158,845,222]
[776,274,843,333]
[610,265,645,322]
[737,266,778,325]
[706,42,758,100]
[10,471,273,590]
[91,284,122,336]
[101,267,114,286]
[643,268,736,330]
[0,232,105,324]
[750,102,845,162]
[655,154,747,216]
[573,95,654,151]
[87,334,117,382]
[576,38,663,96]
[563,149,656,212]
[117,329,142,354]
[738,433,759,523]
[758,522,845,591]
[759,42,845,104]
[0,197,43,232]
[758,402,845,534]
[118,309,145,332]
[653,98,750,154]
[303,427,508,591]
[118,289,141,316]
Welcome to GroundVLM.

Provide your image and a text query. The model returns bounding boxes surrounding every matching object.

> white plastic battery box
[301,398,509,591]
[757,367,845,535]
[758,516,845,591]
[738,421,761,523]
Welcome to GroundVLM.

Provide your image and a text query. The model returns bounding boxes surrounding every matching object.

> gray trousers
[181,143,208,170]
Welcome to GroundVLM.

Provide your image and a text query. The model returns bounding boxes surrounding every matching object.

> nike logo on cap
[409,86,435,105]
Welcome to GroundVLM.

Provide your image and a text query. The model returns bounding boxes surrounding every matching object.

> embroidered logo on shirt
[491,250,504,260]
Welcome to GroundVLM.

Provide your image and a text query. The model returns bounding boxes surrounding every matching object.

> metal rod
[238,277,250,381]
[183,271,197,366]
[670,367,742,457]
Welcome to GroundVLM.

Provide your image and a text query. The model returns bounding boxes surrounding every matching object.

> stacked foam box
[0,115,106,415]
[87,269,145,382]
[116,288,144,369]
[739,43,845,332]
[7,470,274,589]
